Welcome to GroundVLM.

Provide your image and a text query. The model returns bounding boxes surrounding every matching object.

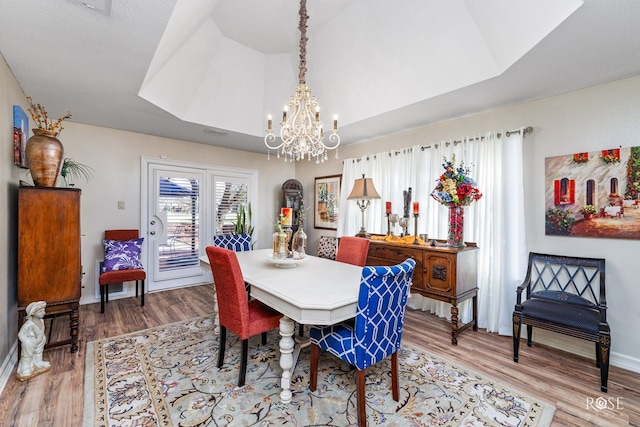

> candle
[282,106,288,122]
[413,202,419,214]
[315,107,320,122]
[281,207,293,226]
[386,201,392,215]
[333,114,338,131]
[267,114,273,131]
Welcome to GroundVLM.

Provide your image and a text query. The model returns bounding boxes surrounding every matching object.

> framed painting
[314,174,341,229]
[13,105,29,168]
[544,146,640,239]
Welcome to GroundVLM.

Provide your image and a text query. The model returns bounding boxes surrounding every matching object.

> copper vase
[25,128,64,187]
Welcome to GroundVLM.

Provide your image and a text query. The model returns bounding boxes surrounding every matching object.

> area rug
[83,316,555,426]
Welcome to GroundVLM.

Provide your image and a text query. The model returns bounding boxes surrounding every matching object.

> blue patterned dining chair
[309,258,416,427]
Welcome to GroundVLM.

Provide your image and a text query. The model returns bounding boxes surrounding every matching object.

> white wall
[295,75,640,372]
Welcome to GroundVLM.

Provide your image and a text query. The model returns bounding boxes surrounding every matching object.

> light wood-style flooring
[0,284,638,426]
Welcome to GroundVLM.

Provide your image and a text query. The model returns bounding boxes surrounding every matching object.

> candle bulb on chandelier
[315,107,320,122]
[386,201,392,215]
[282,106,288,123]
[413,202,419,214]
[267,114,273,131]
[333,115,338,131]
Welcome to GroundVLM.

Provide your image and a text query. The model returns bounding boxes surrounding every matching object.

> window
[554,178,575,205]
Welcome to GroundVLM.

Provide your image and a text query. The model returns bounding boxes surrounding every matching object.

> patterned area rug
[83,316,555,426]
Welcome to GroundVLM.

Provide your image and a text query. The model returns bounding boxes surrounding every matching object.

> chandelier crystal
[265,0,340,163]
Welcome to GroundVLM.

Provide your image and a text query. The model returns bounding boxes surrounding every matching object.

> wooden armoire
[17,186,81,352]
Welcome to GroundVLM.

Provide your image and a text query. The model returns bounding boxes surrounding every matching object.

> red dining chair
[336,236,370,267]
[206,246,282,386]
[98,229,146,313]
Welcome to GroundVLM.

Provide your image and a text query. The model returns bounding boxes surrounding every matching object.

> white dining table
[199,248,363,403]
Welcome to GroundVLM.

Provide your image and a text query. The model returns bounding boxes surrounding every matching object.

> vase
[447,205,466,248]
[273,230,287,260]
[25,128,64,187]
[291,220,307,259]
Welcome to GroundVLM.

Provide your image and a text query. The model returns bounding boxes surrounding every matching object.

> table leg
[451,304,459,345]
[472,295,478,331]
[69,303,79,353]
[278,316,296,403]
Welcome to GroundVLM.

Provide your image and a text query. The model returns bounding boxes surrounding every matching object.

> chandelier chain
[298,0,308,85]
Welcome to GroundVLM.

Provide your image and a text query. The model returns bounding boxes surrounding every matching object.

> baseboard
[0,340,18,396]
[534,329,640,373]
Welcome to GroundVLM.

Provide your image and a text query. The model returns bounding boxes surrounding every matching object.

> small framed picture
[13,105,29,168]
[314,174,341,229]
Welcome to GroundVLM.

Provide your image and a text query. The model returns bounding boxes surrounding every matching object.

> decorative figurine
[402,187,412,219]
[16,301,51,381]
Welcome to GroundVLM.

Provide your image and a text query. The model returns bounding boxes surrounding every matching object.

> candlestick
[413,213,420,245]
[385,201,392,215]
[413,202,419,215]
[386,213,391,236]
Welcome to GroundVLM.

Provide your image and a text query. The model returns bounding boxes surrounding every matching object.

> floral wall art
[545,146,640,239]
[314,174,341,229]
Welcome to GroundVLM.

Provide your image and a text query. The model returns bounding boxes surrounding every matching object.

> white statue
[16,301,51,381]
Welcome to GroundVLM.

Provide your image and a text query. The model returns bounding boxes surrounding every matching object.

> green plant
[545,207,576,235]
[579,205,597,215]
[60,158,93,186]
[233,203,255,247]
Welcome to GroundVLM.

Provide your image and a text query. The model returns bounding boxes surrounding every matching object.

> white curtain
[339,129,527,335]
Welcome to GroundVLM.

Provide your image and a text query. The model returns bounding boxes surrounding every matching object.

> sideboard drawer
[367,243,424,288]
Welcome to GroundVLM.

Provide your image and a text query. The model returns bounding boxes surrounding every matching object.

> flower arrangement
[601,153,620,164]
[573,153,589,163]
[431,155,482,206]
[26,96,72,136]
[579,205,597,215]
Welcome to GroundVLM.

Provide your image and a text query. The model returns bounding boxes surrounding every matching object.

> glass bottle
[273,221,287,260]
[291,219,307,259]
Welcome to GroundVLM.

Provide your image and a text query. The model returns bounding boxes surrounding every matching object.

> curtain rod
[347,126,533,162]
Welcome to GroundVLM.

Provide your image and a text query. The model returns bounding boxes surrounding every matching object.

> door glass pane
[215,178,248,235]
[158,176,200,271]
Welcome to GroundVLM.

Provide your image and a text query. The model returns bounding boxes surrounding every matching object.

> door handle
[150,220,156,225]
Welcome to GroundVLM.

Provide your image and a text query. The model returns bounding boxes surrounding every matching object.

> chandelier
[264,0,340,163]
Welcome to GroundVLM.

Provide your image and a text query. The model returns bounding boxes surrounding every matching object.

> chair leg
[310,343,319,391]
[595,341,601,368]
[239,339,249,387]
[140,279,145,307]
[217,326,227,369]
[261,332,267,345]
[100,285,105,313]
[105,284,109,303]
[526,325,533,347]
[356,369,367,427]
[135,280,138,298]
[599,335,611,393]
[513,315,521,362]
[391,352,399,401]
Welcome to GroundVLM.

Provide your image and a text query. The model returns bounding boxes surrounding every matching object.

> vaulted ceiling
[1,0,640,154]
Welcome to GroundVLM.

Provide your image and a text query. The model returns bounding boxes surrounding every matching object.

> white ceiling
[1,0,640,155]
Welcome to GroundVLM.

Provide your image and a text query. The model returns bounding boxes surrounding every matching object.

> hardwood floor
[0,284,638,426]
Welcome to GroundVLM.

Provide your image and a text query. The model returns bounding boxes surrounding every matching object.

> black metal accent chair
[513,252,610,392]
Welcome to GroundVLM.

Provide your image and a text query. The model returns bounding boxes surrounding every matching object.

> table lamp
[347,174,381,238]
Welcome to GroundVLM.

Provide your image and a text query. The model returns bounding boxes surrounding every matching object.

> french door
[145,163,205,291]
[142,158,259,292]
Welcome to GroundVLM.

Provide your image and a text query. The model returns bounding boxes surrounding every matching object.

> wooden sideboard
[18,186,81,352]
[366,238,479,345]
